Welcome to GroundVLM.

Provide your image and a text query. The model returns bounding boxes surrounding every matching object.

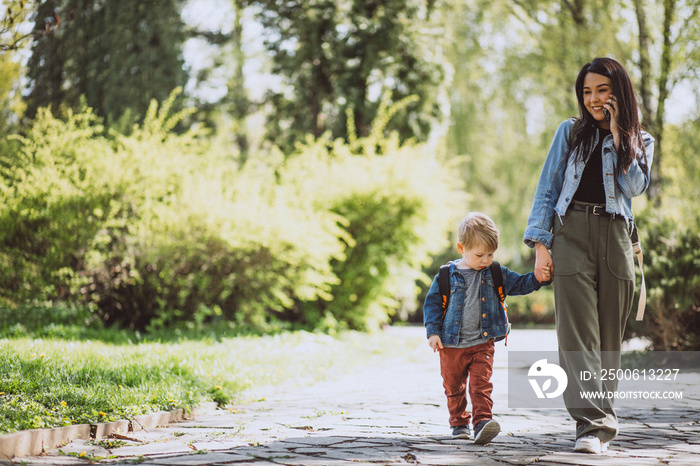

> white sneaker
[574,435,608,454]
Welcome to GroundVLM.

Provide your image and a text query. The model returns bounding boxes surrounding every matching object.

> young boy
[423,212,551,444]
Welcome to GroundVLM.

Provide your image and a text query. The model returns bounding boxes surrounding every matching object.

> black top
[573,128,611,204]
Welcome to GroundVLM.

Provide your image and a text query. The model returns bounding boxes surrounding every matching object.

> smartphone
[603,107,611,123]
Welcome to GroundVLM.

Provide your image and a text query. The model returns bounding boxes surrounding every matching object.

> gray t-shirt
[449,267,483,348]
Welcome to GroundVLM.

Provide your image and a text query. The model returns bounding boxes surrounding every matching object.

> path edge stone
[0,403,217,460]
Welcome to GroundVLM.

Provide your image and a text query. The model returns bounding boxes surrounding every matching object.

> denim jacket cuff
[523,227,553,250]
[425,323,442,339]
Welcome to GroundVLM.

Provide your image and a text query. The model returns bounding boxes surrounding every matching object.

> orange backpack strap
[490,261,511,345]
[437,264,451,317]
[489,261,506,305]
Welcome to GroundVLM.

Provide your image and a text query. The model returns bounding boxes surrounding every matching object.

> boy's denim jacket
[423,260,546,345]
[524,119,654,249]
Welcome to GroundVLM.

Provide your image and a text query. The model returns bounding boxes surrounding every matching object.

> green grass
[0,327,421,435]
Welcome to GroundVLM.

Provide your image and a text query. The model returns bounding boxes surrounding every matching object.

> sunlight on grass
[0,328,425,434]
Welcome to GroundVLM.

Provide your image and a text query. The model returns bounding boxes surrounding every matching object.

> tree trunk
[232,0,250,165]
[633,0,654,122]
[562,0,587,26]
[648,0,676,206]
[635,0,676,206]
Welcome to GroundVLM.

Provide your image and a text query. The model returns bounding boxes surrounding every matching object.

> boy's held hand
[428,335,444,353]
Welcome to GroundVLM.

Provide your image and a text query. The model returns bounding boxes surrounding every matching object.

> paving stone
[493,454,549,465]
[260,441,315,451]
[538,453,637,465]
[6,458,85,465]
[412,443,468,452]
[664,454,700,465]
[289,447,332,454]
[633,438,680,447]
[146,451,254,465]
[665,444,700,454]
[110,441,194,457]
[207,463,279,466]
[266,455,356,466]
[327,440,396,448]
[323,448,397,461]
[279,436,354,446]
[412,452,502,465]
[10,328,700,465]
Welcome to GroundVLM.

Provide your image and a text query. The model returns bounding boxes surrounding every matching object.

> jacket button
[482,297,485,302]
[483,332,488,336]
[482,313,486,318]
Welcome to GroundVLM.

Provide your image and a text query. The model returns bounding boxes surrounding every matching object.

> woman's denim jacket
[524,119,654,249]
[423,260,546,345]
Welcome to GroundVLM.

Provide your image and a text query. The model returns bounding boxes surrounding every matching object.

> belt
[570,202,611,217]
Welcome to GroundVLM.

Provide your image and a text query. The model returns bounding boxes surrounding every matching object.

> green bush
[0,107,115,307]
[75,97,351,331]
[1,93,463,331]
[503,290,555,326]
[284,132,465,330]
[625,212,700,350]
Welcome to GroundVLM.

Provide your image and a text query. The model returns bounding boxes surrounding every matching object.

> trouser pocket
[551,212,587,275]
[606,220,634,280]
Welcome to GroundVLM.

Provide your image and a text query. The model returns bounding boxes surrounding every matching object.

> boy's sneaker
[473,419,500,445]
[451,425,471,439]
[574,435,609,454]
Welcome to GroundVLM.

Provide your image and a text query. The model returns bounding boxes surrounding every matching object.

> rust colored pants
[439,340,495,427]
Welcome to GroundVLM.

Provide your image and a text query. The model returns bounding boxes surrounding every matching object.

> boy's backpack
[437,262,509,341]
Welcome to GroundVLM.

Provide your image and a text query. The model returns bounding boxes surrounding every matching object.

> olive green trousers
[551,203,635,443]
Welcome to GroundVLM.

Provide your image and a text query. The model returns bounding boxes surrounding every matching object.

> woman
[523,57,654,454]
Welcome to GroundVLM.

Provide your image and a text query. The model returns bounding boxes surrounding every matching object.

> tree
[437,0,628,264]
[0,49,24,133]
[632,0,700,205]
[228,0,251,163]
[24,0,189,127]
[0,0,41,52]
[438,0,700,261]
[247,0,444,152]
[23,0,64,120]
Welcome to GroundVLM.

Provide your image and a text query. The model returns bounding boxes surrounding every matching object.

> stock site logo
[528,359,568,399]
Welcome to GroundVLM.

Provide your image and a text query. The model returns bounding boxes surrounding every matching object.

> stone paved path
[10,327,700,465]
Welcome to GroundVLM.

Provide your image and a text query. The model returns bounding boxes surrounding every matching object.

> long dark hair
[568,57,647,176]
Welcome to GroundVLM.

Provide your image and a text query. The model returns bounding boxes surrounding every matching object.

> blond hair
[458,212,499,252]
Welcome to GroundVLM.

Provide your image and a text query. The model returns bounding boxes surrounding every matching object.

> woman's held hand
[535,243,553,283]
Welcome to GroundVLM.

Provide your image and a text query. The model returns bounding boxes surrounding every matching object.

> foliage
[624,117,700,351]
[503,291,555,327]
[0,0,40,51]
[70,95,348,331]
[0,106,114,306]
[0,329,419,435]
[7,0,700,335]
[661,121,700,215]
[24,0,188,127]
[247,0,445,152]
[288,127,464,330]
[0,91,461,331]
[0,51,24,133]
[437,0,634,268]
[625,213,700,351]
